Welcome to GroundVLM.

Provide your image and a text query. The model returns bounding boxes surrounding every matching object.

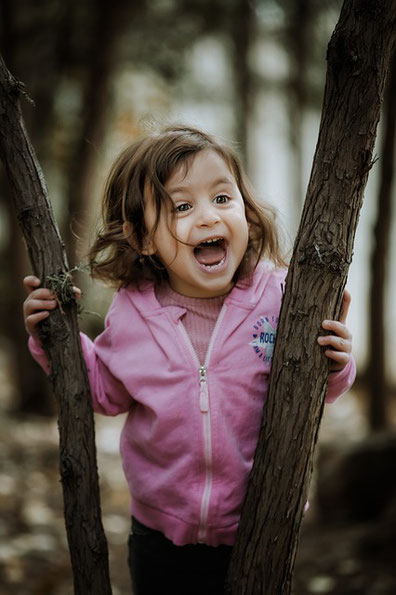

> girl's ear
[123,222,135,245]
[123,221,155,255]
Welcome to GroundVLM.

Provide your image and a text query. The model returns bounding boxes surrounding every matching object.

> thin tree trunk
[65,0,128,264]
[368,51,396,430]
[231,0,255,170]
[286,0,313,225]
[226,1,396,593]
[0,54,112,595]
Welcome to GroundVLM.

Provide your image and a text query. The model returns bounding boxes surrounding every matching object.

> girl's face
[143,149,249,298]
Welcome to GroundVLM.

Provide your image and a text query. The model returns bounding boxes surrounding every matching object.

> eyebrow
[168,177,235,195]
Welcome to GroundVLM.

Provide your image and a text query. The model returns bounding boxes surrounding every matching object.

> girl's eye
[214,194,230,204]
[175,203,191,213]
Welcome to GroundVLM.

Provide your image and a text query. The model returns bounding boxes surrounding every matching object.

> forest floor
[0,386,395,595]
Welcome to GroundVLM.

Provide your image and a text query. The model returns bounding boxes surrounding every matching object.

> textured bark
[226,1,396,593]
[368,52,396,430]
[0,55,112,594]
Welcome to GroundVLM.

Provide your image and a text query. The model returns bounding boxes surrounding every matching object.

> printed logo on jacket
[249,315,278,363]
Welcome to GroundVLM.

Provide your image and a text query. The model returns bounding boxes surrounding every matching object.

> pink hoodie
[29,262,356,546]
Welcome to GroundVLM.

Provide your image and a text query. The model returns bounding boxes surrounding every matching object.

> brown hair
[89,125,286,288]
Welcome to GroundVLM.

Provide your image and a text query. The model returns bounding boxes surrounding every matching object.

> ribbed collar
[155,283,228,308]
[122,261,277,319]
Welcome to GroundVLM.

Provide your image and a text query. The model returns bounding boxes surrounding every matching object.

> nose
[196,203,221,227]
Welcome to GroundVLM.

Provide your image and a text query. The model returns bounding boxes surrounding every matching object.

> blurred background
[0,0,395,593]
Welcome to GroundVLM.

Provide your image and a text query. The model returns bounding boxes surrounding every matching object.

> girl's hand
[317,290,352,372]
[23,276,81,338]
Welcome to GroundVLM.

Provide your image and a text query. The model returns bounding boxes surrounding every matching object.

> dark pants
[128,517,232,595]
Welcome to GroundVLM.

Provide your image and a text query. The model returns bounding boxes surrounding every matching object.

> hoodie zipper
[177,304,227,543]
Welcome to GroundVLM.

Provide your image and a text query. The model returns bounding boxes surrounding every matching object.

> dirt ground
[0,388,395,595]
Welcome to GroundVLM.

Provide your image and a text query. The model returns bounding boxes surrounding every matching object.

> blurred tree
[120,0,259,154]
[280,0,343,224]
[230,0,256,170]
[64,0,137,263]
[283,0,314,217]
[367,52,396,430]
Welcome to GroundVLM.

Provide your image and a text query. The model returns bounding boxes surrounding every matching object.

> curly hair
[89,125,286,288]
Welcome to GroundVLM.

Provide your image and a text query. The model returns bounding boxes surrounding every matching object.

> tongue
[194,244,226,266]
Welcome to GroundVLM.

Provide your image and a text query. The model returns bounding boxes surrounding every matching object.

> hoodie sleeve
[27,305,133,416]
[28,334,51,376]
[325,355,356,403]
[80,321,134,416]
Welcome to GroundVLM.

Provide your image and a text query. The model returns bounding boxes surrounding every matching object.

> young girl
[23,125,355,595]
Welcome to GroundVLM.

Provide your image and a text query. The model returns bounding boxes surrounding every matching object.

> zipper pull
[199,366,209,412]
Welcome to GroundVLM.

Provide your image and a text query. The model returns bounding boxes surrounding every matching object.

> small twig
[46,264,90,315]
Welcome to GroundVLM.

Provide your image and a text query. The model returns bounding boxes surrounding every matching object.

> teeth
[200,237,223,245]
[202,255,226,269]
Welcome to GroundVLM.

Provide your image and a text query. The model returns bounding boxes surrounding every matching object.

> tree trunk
[367,51,396,430]
[226,1,396,593]
[0,54,112,595]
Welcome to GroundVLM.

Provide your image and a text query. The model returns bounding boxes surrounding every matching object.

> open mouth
[193,237,227,268]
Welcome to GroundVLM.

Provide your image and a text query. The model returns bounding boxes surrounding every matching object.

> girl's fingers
[25,311,50,334]
[23,275,42,294]
[339,290,351,324]
[23,276,81,338]
[24,297,57,336]
[319,291,352,372]
[325,349,349,362]
[321,319,351,340]
[318,329,352,372]
[24,298,58,315]
[318,334,352,353]
[27,288,56,301]
[23,277,81,338]
[24,276,81,298]
[325,349,351,371]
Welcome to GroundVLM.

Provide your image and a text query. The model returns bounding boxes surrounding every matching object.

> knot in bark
[298,243,348,274]
[284,357,301,370]
[3,70,35,105]
[328,31,362,77]
[60,452,80,485]
[17,205,41,223]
